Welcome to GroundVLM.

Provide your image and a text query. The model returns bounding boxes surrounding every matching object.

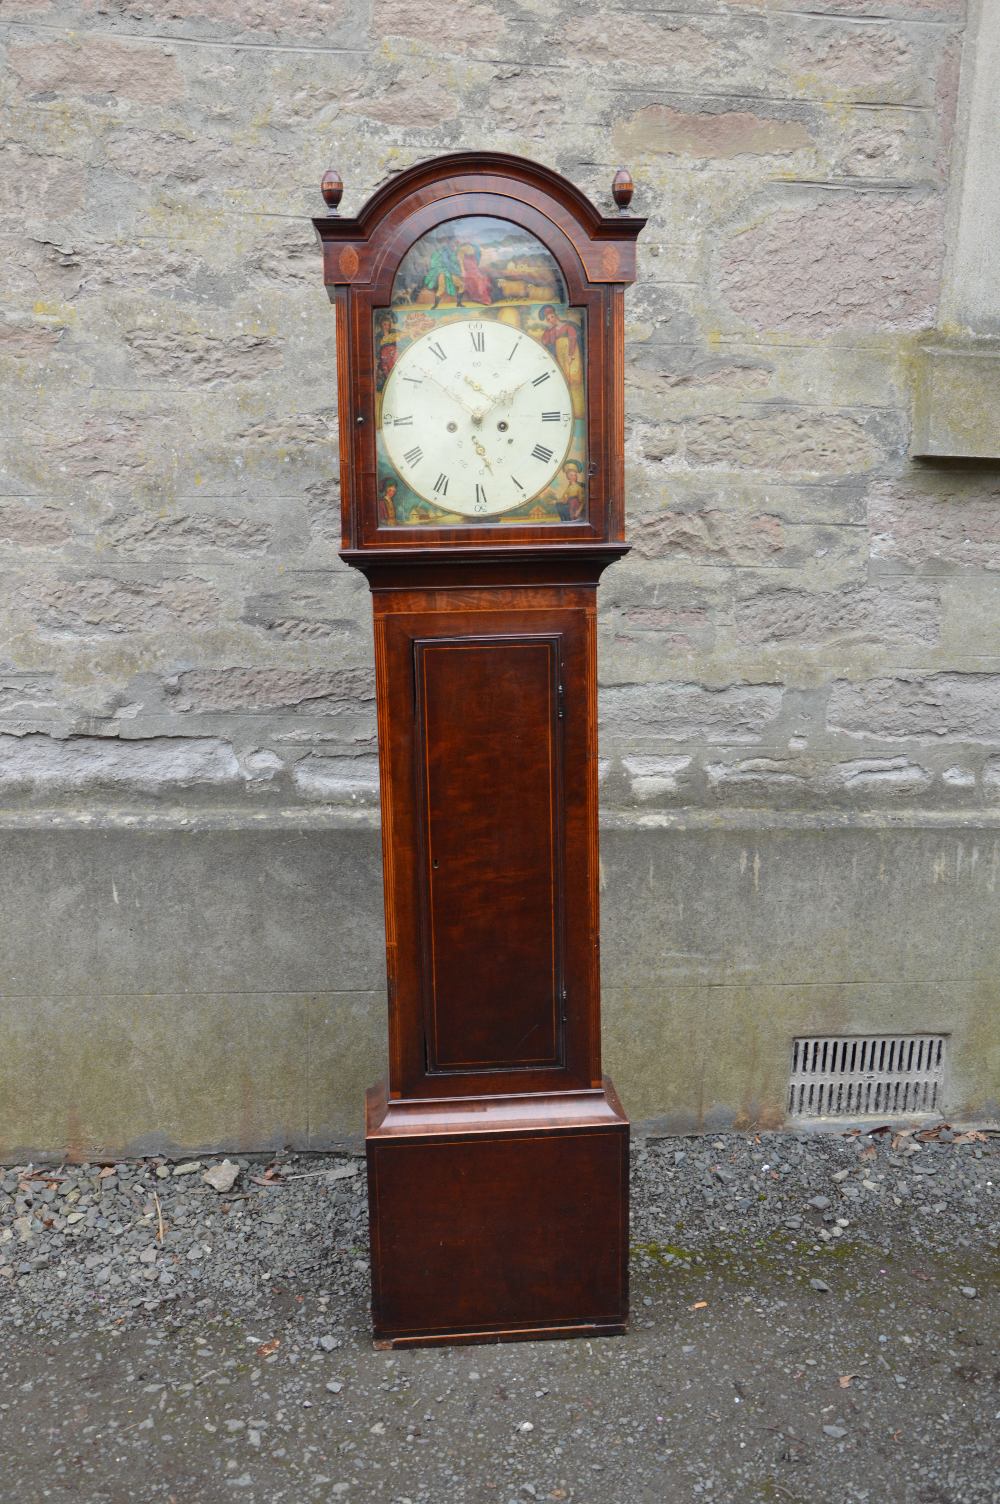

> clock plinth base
[365,1080,629,1348]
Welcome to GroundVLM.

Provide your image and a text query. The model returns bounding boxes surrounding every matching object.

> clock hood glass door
[373,215,588,529]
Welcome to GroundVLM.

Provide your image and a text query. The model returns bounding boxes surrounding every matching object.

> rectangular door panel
[415,635,564,1073]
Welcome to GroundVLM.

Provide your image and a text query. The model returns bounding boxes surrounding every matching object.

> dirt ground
[1,1133,996,1503]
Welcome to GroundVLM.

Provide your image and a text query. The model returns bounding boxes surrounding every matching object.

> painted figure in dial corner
[378,479,399,525]
[538,305,585,417]
[375,311,399,392]
[556,460,586,521]
[539,460,586,522]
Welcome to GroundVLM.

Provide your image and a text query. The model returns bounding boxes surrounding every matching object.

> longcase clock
[314,152,644,1347]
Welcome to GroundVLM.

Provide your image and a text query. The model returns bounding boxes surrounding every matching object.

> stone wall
[2,0,998,1156]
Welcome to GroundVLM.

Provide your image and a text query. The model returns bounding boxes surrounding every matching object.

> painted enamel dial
[379,319,574,518]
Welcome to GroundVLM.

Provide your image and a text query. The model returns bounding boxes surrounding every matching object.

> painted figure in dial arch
[458,243,495,305]
[424,242,464,306]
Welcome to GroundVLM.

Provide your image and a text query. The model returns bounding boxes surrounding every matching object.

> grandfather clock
[314,153,644,1347]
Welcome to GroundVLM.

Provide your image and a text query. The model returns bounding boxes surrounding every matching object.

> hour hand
[463,374,502,408]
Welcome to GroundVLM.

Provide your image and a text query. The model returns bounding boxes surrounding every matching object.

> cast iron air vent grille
[788,1034,947,1119]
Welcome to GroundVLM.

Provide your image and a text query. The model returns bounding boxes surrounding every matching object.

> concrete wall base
[1,810,997,1160]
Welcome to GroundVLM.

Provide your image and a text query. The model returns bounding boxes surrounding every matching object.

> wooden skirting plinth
[365,1080,629,1348]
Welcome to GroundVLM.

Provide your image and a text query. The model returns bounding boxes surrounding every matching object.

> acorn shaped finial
[321,168,344,216]
[611,167,634,214]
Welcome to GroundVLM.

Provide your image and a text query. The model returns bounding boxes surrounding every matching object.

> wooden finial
[612,167,634,214]
[321,168,344,216]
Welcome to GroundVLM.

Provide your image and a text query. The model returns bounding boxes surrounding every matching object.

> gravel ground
[0,1124,996,1502]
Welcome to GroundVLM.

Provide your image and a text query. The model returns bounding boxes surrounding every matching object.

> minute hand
[486,376,531,412]
[464,374,533,413]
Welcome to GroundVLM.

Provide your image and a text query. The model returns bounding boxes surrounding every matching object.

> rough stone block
[735,582,941,649]
[5,235,85,303]
[718,194,942,334]
[304,480,342,544]
[613,102,813,161]
[292,754,380,803]
[24,410,170,487]
[781,20,921,100]
[632,507,785,565]
[0,322,65,359]
[828,672,1000,743]
[869,478,1000,572]
[103,511,271,554]
[0,733,240,793]
[245,231,321,289]
[727,2,961,14]
[342,73,461,129]
[169,667,374,714]
[486,72,567,141]
[0,150,83,226]
[234,411,337,464]
[832,757,933,794]
[103,130,296,195]
[600,680,783,744]
[627,354,774,412]
[83,0,347,38]
[679,408,884,476]
[24,575,220,634]
[621,755,692,802]
[242,588,362,643]
[0,504,71,547]
[375,0,507,50]
[611,603,715,657]
[561,11,763,89]
[828,110,932,184]
[0,674,59,720]
[125,330,282,386]
[9,39,186,103]
[704,758,807,794]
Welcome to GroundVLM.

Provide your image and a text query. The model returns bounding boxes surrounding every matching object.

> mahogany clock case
[314,154,644,1347]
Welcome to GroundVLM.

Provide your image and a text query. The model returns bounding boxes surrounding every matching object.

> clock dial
[373,215,588,528]
[380,319,574,518]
